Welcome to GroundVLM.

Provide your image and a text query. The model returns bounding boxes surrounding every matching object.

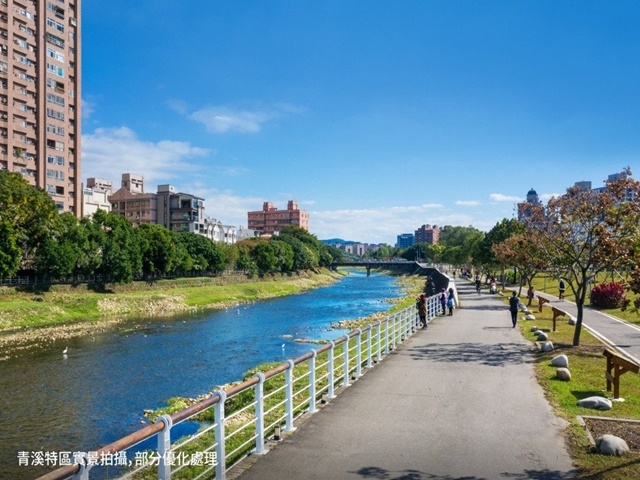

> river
[0,269,405,479]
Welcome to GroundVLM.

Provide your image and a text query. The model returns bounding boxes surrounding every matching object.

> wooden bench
[603,349,640,399]
[537,296,549,312]
[549,306,570,332]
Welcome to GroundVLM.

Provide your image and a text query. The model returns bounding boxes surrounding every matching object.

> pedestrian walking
[446,288,455,316]
[558,279,566,301]
[527,286,535,306]
[509,291,519,328]
[416,293,427,329]
[439,288,447,315]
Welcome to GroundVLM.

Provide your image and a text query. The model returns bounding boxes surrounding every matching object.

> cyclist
[475,275,482,294]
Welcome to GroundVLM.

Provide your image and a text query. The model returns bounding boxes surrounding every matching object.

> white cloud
[489,193,522,202]
[170,102,303,134]
[82,97,95,119]
[82,126,210,185]
[455,200,481,207]
[540,192,562,201]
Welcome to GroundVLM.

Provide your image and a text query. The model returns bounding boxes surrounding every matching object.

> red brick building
[247,200,309,235]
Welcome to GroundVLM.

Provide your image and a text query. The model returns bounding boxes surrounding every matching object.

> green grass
[0,270,342,331]
[508,293,640,479]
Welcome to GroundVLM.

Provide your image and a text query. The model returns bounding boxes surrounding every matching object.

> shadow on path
[407,342,535,367]
[349,466,576,480]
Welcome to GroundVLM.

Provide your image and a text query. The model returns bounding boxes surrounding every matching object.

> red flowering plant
[590,282,625,309]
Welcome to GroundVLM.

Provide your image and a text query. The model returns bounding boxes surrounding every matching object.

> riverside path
[533,290,640,366]
[231,281,577,480]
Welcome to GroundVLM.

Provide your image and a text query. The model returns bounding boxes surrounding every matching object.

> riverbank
[0,269,344,358]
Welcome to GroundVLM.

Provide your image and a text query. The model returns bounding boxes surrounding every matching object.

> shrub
[590,282,625,309]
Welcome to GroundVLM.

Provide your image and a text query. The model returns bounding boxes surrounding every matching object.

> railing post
[214,389,227,480]
[343,335,351,386]
[253,373,267,454]
[327,341,336,399]
[366,326,373,368]
[376,321,382,362]
[354,329,361,377]
[392,314,397,350]
[284,359,297,432]
[308,350,317,413]
[157,414,173,480]
[384,319,389,355]
[71,453,91,480]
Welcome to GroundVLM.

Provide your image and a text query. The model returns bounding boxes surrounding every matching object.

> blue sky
[80,1,640,245]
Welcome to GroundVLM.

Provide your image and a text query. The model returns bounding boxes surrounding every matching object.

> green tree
[472,218,524,274]
[94,212,143,284]
[271,239,295,272]
[252,241,277,274]
[0,170,61,267]
[138,223,178,278]
[0,219,21,277]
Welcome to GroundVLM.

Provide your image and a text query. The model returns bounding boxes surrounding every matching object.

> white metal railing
[36,294,441,480]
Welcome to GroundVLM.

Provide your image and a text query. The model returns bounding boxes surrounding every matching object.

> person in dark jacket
[509,291,520,328]
[416,293,428,328]
[439,288,447,315]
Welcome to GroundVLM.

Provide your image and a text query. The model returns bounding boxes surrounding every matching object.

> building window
[46,92,65,106]
[46,47,64,62]
[46,17,65,33]
[45,33,65,48]
[46,62,64,77]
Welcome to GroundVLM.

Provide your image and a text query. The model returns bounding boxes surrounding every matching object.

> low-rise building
[82,178,113,217]
[157,184,205,234]
[414,224,440,244]
[108,173,157,226]
[396,233,415,248]
[247,200,309,235]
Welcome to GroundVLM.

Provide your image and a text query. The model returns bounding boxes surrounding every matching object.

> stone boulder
[568,316,577,326]
[551,355,569,368]
[525,314,536,320]
[577,396,612,411]
[541,341,554,352]
[536,332,548,341]
[530,326,538,332]
[556,368,571,381]
[595,434,629,456]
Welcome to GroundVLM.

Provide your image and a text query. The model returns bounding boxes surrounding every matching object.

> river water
[0,269,404,479]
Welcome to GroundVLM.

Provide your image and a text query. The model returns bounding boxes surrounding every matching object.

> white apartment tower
[0,0,82,214]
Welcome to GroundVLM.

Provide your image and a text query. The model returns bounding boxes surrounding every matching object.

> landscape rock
[530,326,538,332]
[551,355,569,368]
[536,332,548,341]
[525,314,536,320]
[568,316,577,325]
[556,368,571,381]
[595,434,629,456]
[541,341,554,352]
[577,396,613,411]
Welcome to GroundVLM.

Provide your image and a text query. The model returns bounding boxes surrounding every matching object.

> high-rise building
[247,200,309,235]
[0,0,82,214]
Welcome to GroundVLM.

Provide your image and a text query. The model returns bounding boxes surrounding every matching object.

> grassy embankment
[503,280,640,479]
[0,270,348,350]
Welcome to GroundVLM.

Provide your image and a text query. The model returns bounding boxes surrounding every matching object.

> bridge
[331,259,424,276]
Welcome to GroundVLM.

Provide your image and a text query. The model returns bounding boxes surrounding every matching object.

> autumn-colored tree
[525,168,640,345]
[492,233,547,296]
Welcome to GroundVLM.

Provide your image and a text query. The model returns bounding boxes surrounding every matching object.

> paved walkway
[232,282,577,480]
